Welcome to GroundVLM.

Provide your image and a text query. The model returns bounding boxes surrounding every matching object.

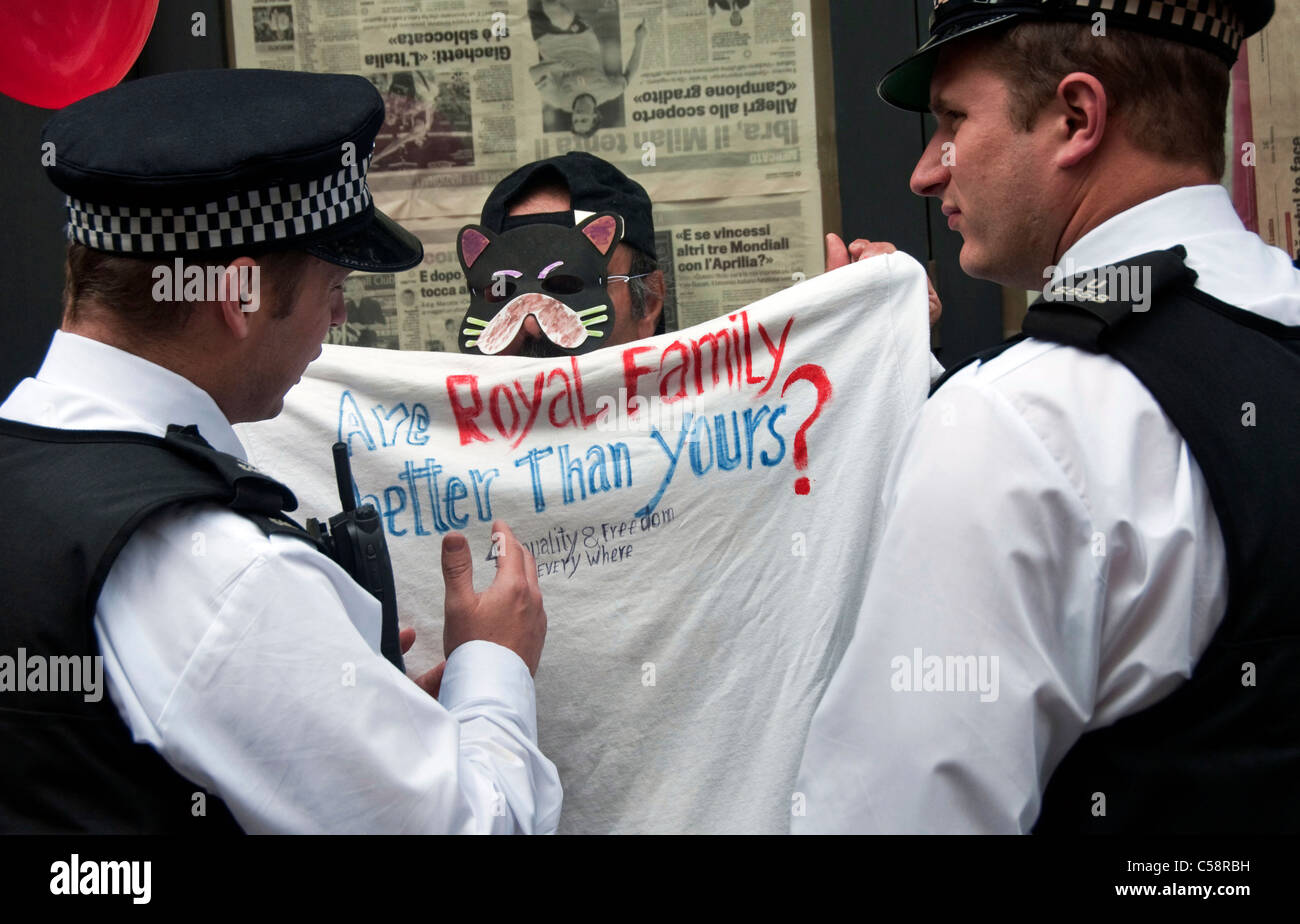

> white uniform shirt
[793,184,1300,833]
[1,331,562,833]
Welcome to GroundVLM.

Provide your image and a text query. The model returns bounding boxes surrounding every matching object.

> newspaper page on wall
[1241,1,1298,263]
[229,0,826,340]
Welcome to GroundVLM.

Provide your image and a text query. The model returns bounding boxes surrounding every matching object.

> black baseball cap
[480,152,657,259]
[878,0,1275,112]
[42,68,423,272]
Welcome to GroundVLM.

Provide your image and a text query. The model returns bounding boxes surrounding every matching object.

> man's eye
[931,110,962,131]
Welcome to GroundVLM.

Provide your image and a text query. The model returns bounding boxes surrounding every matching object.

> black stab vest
[0,420,320,833]
[932,247,1300,833]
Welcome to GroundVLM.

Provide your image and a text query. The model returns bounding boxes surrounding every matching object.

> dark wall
[0,100,68,396]
[828,0,1003,367]
[0,0,227,398]
[827,1,928,259]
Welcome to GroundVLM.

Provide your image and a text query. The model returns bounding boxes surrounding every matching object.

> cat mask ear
[575,212,623,256]
[458,225,496,272]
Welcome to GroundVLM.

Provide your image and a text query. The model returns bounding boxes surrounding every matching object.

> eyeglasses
[604,273,653,284]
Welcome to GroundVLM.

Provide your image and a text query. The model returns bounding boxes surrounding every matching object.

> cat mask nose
[467,292,609,354]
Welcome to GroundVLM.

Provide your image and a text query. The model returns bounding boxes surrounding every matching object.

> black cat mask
[456,212,624,355]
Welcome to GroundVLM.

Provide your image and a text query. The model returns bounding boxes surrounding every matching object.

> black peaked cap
[480,152,657,259]
[42,68,422,272]
[879,0,1276,112]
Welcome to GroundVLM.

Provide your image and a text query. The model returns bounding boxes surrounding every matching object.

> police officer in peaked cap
[796,0,1300,833]
[0,69,560,833]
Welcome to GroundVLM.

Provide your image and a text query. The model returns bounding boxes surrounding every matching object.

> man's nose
[498,313,545,356]
[910,134,950,198]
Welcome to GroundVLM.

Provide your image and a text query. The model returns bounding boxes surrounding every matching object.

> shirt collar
[1050,184,1243,283]
[36,330,247,460]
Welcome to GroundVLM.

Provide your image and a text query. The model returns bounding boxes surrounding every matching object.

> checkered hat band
[933,0,1245,55]
[1069,0,1245,53]
[65,156,374,254]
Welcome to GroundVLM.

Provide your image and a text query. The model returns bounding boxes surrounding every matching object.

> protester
[467,152,664,357]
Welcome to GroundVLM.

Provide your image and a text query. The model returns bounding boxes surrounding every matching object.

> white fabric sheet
[239,253,934,833]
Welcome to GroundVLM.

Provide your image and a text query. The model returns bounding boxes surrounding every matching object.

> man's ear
[635,268,665,340]
[1053,71,1107,170]
[216,256,260,340]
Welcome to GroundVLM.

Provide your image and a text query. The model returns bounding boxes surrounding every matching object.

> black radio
[306,442,404,673]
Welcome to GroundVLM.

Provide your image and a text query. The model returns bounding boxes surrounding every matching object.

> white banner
[237,254,932,833]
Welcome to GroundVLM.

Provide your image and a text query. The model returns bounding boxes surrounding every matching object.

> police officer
[0,69,560,833]
[795,0,1298,833]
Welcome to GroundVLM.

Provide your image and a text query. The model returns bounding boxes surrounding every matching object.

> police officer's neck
[61,305,252,424]
[1051,146,1217,267]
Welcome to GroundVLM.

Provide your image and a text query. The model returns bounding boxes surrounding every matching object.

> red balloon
[0,0,160,109]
